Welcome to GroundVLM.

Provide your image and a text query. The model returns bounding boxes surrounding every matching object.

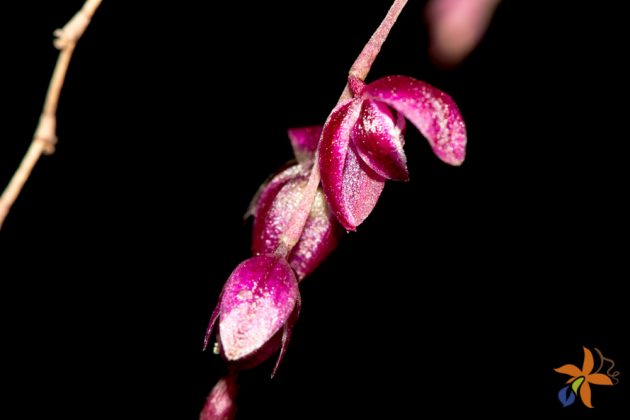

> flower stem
[340,0,409,102]
[277,160,321,255]
[349,0,409,81]
[0,0,102,231]
[277,0,408,255]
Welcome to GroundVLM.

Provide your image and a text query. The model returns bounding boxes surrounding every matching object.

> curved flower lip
[352,99,409,181]
[365,75,467,166]
[554,347,614,408]
[204,255,300,376]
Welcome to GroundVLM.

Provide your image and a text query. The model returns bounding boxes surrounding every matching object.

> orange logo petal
[587,373,614,386]
[554,364,581,378]
[582,347,594,375]
[579,381,593,408]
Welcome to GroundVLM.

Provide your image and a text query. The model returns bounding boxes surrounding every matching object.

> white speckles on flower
[221,295,285,361]
[237,290,253,301]
[251,162,342,280]
[250,126,344,280]
[319,74,467,230]
[365,75,466,166]
[216,256,299,364]
[430,97,450,145]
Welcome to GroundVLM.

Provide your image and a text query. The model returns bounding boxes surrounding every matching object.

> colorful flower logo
[554,347,619,408]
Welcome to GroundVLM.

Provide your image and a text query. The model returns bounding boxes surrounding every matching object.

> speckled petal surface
[244,163,301,220]
[365,75,466,165]
[251,166,304,252]
[218,256,299,363]
[288,125,323,164]
[351,99,408,181]
[287,188,342,280]
[319,100,385,230]
[342,142,385,230]
[251,166,341,280]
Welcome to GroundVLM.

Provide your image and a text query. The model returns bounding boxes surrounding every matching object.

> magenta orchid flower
[201,1,470,416]
[249,126,342,280]
[204,255,300,375]
[319,75,466,230]
[203,128,340,379]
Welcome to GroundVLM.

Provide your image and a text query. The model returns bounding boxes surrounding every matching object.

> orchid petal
[272,292,301,378]
[251,166,342,280]
[287,189,342,280]
[342,142,386,229]
[203,288,223,352]
[319,100,385,230]
[245,163,302,220]
[251,166,307,254]
[365,75,466,166]
[218,256,299,364]
[351,99,408,180]
[288,125,323,164]
[395,109,407,143]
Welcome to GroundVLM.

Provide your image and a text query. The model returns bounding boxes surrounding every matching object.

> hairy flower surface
[319,75,466,230]
[250,126,342,280]
[205,255,300,374]
[201,2,469,416]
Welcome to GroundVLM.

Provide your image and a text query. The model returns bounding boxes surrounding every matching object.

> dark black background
[1,1,627,418]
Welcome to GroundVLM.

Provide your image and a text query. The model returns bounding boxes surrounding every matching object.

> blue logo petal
[558,385,576,407]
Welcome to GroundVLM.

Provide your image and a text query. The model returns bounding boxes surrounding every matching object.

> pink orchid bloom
[319,75,466,230]
[249,126,342,280]
[204,255,300,375]
[201,2,471,416]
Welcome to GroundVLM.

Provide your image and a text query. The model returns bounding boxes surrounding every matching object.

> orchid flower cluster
[201,1,467,417]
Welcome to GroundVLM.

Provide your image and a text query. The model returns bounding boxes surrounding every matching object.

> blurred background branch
[0,0,102,230]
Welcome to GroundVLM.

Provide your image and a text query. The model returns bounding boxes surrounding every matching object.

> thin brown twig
[0,0,103,230]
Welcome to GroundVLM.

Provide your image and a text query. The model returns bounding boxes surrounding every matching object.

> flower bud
[205,256,300,375]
